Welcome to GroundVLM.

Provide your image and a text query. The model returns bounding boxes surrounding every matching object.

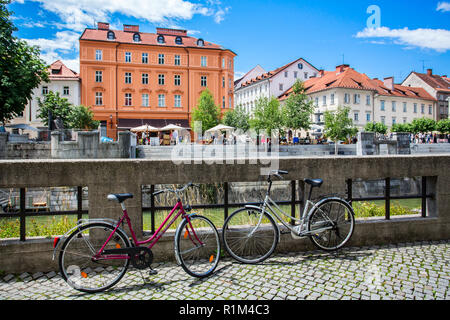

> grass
[0,199,421,239]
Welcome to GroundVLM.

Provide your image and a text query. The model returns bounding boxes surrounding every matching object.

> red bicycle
[52,182,221,293]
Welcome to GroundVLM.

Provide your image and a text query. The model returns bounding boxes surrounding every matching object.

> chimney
[97,22,110,30]
[427,69,433,76]
[156,27,188,37]
[383,77,394,90]
[336,64,350,73]
[124,24,139,32]
[319,70,325,77]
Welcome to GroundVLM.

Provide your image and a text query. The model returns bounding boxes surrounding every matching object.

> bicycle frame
[93,199,203,261]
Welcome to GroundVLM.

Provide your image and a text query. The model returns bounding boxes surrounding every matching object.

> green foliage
[364,122,388,134]
[37,91,73,128]
[324,106,357,153]
[250,96,283,136]
[436,119,450,134]
[0,216,77,238]
[410,117,436,134]
[67,105,100,130]
[391,123,411,133]
[191,89,221,133]
[222,106,250,132]
[353,202,417,218]
[0,0,49,124]
[281,80,314,131]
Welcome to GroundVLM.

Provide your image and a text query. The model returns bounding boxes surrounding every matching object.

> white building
[234,58,319,115]
[8,60,80,136]
[279,64,437,132]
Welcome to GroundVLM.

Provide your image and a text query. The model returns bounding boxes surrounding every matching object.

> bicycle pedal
[148,269,158,276]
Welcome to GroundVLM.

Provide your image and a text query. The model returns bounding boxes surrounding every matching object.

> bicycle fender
[51,218,129,260]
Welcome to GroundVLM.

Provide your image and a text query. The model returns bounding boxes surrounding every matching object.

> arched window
[157,35,165,44]
[107,31,115,40]
[197,38,204,47]
[133,33,141,42]
[175,36,183,45]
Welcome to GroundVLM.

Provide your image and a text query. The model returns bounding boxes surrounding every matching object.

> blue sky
[8,0,450,82]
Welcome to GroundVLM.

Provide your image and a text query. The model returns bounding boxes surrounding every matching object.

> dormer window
[197,38,204,47]
[175,36,183,45]
[298,63,303,69]
[107,31,115,40]
[133,33,141,42]
[157,35,165,44]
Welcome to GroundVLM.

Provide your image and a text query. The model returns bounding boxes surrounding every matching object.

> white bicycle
[222,170,355,264]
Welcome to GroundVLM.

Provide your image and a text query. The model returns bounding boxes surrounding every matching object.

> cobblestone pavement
[1,240,449,300]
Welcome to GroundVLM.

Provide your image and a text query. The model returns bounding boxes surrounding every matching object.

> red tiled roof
[370,79,436,101]
[411,72,450,92]
[48,60,79,80]
[80,27,227,51]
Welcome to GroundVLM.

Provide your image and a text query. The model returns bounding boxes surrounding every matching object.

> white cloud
[355,27,450,52]
[437,2,450,12]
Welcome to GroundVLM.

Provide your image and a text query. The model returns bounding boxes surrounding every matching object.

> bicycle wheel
[175,215,221,278]
[308,198,355,251]
[222,207,279,264]
[59,222,131,293]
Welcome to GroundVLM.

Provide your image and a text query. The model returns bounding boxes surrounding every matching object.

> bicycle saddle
[304,179,323,188]
[107,193,134,203]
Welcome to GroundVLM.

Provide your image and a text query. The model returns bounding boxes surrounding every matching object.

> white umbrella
[206,124,235,133]
[130,124,158,132]
[160,124,185,131]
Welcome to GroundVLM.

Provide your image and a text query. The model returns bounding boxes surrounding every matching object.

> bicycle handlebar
[268,170,289,180]
[152,182,199,196]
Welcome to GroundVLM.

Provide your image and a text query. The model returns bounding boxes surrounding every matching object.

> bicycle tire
[222,207,279,264]
[308,198,355,251]
[59,222,131,293]
[174,215,221,278]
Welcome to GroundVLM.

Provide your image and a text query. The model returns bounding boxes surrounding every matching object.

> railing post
[150,185,155,234]
[77,186,83,221]
[385,178,390,220]
[290,180,296,225]
[421,176,427,218]
[224,182,229,221]
[19,188,26,241]
[346,179,353,205]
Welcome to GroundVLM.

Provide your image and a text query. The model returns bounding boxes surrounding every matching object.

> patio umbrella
[130,124,158,133]
[205,124,235,133]
[160,124,185,131]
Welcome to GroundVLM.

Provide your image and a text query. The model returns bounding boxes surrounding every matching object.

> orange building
[79,23,236,138]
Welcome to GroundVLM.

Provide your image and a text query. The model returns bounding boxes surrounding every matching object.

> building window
[63,86,70,95]
[403,102,407,112]
[279,83,283,91]
[315,97,319,107]
[142,53,148,64]
[95,92,103,106]
[197,38,204,47]
[174,55,181,66]
[95,50,102,61]
[344,93,350,104]
[174,95,181,108]
[421,104,425,114]
[222,96,225,108]
[142,94,149,107]
[222,77,225,88]
[107,31,115,40]
[133,33,141,42]
[366,113,371,122]
[95,71,102,83]
[125,52,131,63]
[229,97,232,109]
[366,95,371,106]
[330,94,335,105]
[298,63,303,69]
[125,93,132,106]
[201,56,207,67]
[354,112,359,122]
[142,73,148,85]
[158,94,165,107]
[174,75,181,86]
[322,96,327,106]
[175,36,183,45]
[158,54,165,65]
[380,100,385,111]
[157,35,165,44]
[284,71,288,78]
[354,94,360,104]
[294,71,298,79]
[414,103,417,113]
[429,105,432,115]
[403,117,407,123]
[125,72,132,84]
[381,116,385,125]
[201,76,207,87]
[42,86,49,95]
[158,74,165,85]
[392,101,396,112]
[304,72,308,79]
[222,58,225,68]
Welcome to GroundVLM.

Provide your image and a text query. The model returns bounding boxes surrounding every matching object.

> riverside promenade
[1,240,448,301]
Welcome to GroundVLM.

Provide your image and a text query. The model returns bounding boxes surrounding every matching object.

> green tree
[37,91,73,128]
[191,89,221,133]
[250,96,283,137]
[0,0,49,125]
[281,80,314,131]
[391,123,411,133]
[364,122,388,135]
[67,105,100,130]
[324,106,358,155]
[222,106,250,132]
[410,117,436,134]
[435,119,450,135]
